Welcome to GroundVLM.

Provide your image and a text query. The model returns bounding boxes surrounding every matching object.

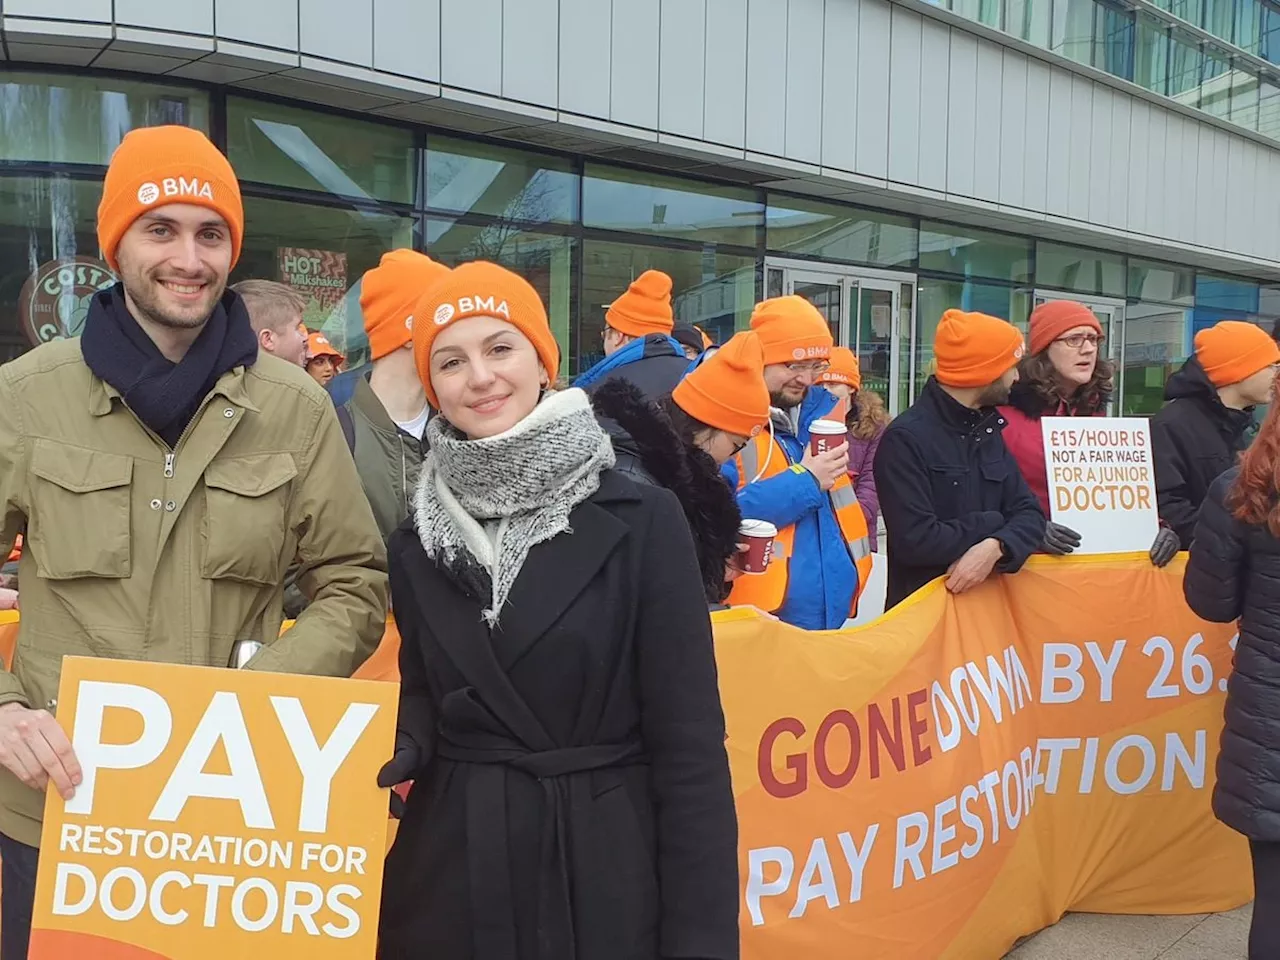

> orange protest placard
[727,554,1250,958]
[28,658,397,960]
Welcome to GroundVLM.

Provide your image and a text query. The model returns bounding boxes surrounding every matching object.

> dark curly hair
[1008,349,1115,418]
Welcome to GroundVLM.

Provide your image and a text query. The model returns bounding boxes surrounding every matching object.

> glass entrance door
[768,261,915,416]
[1032,292,1125,411]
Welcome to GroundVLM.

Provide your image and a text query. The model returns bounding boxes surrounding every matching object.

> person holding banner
[1153,320,1280,549]
[1185,400,1280,958]
[721,297,873,630]
[875,309,1045,609]
[377,261,738,960]
[998,300,1182,566]
[0,126,389,959]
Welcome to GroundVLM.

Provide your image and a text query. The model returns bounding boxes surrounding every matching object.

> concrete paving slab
[1005,912,1209,960]
[1158,906,1250,960]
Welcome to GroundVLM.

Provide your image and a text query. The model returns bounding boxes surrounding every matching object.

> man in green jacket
[0,125,388,957]
[327,250,449,540]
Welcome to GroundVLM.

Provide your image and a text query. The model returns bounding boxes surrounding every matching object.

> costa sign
[18,257,117,347]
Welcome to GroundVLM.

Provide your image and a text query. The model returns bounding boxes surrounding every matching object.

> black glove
[1149,527,1180,568]
[1042,521,1082,556]
[377,730,422,818]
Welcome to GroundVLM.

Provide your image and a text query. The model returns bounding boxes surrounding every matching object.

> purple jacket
[846,427,884,551]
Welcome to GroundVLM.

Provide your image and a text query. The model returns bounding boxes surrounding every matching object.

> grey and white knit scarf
[413,388,616,625]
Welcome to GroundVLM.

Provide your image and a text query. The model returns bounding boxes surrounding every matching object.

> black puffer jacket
[1152,357,1255,548]
[1185,467,1280,840]
[592,380,740,604]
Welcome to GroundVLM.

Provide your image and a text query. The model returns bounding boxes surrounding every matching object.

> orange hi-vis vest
[727,430,873,616]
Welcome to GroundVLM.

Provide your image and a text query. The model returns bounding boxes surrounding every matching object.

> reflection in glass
[427,219,575,377]
[1005,0,1051,45]
[581,240,756,373]
[1238,0,1263,52]
[766,196,917,269]
[234,197,415,370]
[1135,15,1170,93]
[919,222,1032,283]
[1037,242,1125,297]
[791,280,843,347]
[425,137,577,224]
[1168,30,1204,103]
[1122,302,1192,414]
[1264,2,1280,64]
[583,165,762,247]
[0,177,108,362]
[0,71,209,164]
[1129,259,1195,305]
[227,97,415,204]
[1203,0,1236,40]
[1199,45,1233,118]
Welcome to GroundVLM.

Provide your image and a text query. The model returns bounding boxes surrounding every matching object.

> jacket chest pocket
[928,464,969,518]
[28,441,132,579]
[201,454,297,586]
[979,455,1008,508]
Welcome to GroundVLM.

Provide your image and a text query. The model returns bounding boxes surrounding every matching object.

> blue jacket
[721,387,857,630]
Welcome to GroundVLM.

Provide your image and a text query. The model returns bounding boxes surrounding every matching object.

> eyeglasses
[785,360,830,376]
[1054,333,1105,350]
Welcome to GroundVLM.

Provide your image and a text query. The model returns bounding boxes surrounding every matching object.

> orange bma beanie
[1194,320,1280,387]
[1028,300,1103,355]
[606,270,675,337]
[818,346,861,390]
[750,296,833,365]
[97,125,244,272]
[360,250,451,361]
[412,261,559,409]
[933,309,1025,388]
[672,331,770,437]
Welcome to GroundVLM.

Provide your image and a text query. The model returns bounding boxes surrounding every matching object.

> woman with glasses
[592,331,771,603]
[997,300,1181,565]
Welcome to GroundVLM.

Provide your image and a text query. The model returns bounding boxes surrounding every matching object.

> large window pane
[1036,241,1125,297]
[1152,0,1199,20]
[951,0,1000,27]
[1260,79,1280,138]
[1231,65,1262,129]
[426,219,575,377]
[233,198,415,370]
[0,176,110,363]
[1238,0,1264,52]
[919,222,1032,283]
[1005,0,1051,45]
[226,97,415,205]
[766,197,917,269]
[425,136,577,224]
[1168,31,1204,104]
[1052,0,1100,67]
[1199,45,1234,118]
[1203,0,1236,40]
[581,240,756,374]
[583,165,762,247]
[1096,2,1135,79]
[1195,273,1260,313]
[1264,3,1280,64]
[1135,15,1170,94]
[916,280,1030,398]
[1122,302,1192,415]
[0,71,208,165]
[1128,259,1195,305]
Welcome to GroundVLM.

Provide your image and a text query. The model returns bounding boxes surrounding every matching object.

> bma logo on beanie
[136,177,215,207]
[434,296,511,326]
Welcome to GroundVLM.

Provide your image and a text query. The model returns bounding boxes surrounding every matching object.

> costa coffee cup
[809,419,848,456]
[738,519,778,575]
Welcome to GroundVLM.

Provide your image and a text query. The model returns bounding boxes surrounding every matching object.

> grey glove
[1042,521,1082,556]
[1149,527,1181,568]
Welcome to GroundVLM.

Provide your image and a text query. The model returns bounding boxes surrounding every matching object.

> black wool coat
[1185,468,1280,841]
[378,470,740,960]
[1152,357,1255,549]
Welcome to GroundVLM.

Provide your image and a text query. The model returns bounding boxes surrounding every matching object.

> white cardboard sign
[1041,417,1159,555]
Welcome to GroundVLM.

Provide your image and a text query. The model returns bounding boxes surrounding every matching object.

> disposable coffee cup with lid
[809,419,847,456]
[738,519,778,575]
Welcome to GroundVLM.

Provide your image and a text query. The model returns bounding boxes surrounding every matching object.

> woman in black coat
[1185,395,1280,959]
[376,262,739,960]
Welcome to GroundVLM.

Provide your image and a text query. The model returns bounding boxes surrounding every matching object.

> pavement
[1005,905,1252,959]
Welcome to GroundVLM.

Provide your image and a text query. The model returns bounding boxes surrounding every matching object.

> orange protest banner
[728,554,1250,958]
[28,657,397,959]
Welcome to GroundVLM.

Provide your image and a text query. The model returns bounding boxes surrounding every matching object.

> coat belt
[436,735,648,960]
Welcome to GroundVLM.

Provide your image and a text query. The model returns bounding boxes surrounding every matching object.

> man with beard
[875,309,1045,610]
[722,297,873,630]
[0,125,387,957]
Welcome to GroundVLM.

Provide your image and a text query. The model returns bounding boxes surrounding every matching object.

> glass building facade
[2,67,1278,416]
[935,0,1280,141]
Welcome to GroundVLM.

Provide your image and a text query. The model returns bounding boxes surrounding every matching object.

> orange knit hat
[360,250,451,361]
[1029,300,1103,355]
[306,331,344,365]
[97,125,243,272]
[934,309,1025,388]
[606,270,674,337]
[817,346,861,390]
[412,261,559,409]
[672,332,770,438]
[1194,320,1280,387]
[750,296,833,365]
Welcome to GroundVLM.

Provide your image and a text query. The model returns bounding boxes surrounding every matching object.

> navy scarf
[81,284,259,448]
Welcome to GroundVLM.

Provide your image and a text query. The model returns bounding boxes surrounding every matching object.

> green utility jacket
[0,341,388,846]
